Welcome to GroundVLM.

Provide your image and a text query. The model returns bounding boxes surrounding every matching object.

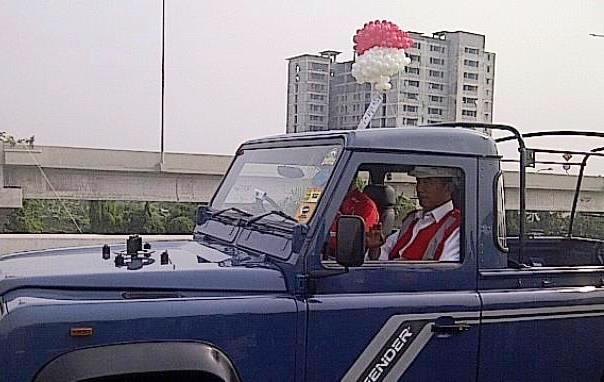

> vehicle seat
[363,184,396,236]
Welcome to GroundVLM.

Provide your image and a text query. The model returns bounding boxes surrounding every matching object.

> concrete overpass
[0,144,232,204]
[0,143,603,212]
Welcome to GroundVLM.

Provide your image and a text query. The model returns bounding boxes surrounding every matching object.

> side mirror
[336,215,366,267]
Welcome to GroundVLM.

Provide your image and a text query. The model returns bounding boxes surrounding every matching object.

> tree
[89,200,123,233]
[393,194,416,226]
[166,216,194,233]
[4,200,44,232]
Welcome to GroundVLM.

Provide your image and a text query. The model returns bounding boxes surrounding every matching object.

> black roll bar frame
[427,122,529,263]
[426,124,604,265]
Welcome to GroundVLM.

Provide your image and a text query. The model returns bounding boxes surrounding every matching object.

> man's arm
[377,231,400,260]
[438,227,460,261]
[366,229,399,260]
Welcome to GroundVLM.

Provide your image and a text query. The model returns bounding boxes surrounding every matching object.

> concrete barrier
[0,234,191,255]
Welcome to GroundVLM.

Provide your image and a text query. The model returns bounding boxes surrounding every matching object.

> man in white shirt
[367,166,461,262]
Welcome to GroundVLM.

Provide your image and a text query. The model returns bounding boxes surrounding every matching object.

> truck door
[305,153,480,381]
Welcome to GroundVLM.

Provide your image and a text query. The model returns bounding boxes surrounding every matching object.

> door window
[322,163,465,264]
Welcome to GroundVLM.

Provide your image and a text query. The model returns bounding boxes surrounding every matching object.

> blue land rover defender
[1,123,604,381]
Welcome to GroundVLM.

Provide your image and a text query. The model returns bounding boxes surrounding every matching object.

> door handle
[432,317,471,337]
[542,279,555,287]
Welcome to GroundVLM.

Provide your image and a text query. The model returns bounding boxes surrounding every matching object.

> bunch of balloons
[351,20,414,92]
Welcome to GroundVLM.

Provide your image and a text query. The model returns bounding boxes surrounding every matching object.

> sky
[1,0,604,163]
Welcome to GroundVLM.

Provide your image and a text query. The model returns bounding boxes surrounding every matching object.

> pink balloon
[352,20,414,55]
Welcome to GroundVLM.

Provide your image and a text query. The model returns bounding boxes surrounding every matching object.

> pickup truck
[1,123,604,381]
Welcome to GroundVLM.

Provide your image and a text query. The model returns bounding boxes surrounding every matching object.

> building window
[309,115,324,122]
[405,92,419,99]
[429,70,444,78]
[428,107,443,115]
[430,95,444,103]
[463,84,478,92]
[429,83,444,90]
[412,42,421,49]
[430,45,445,53]
[310,83,325,92]
[405,80,420,87]
[405,67,420,75]
[310,72,326,81]
[310,104,325,112]
[463,97,478,105]
[486,78,491,85]
[464,59,479,67]
[464,47,479,54]
[409,55,421,63]
[403,118,418,126]
[462,109,477,117]
[403,104,418,112]
[310,94,325,101]
[430,57,445,65]
[464,72,479,80]
[310,62,328,72]
[487,65,491,73]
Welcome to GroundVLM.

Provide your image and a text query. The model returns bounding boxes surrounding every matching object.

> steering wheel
[254,189,282,212]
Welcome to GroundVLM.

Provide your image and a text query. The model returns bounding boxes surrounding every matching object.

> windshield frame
[210,137,346,228]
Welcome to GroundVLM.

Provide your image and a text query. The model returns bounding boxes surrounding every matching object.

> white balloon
[351,46,412,92]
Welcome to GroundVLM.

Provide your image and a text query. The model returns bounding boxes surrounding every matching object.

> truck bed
[507,236,604,267]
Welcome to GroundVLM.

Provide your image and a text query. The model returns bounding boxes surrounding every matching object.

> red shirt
[388,208,461,261]
[328,189,380,252]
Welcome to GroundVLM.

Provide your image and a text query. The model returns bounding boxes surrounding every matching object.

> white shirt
[376,200,460,261]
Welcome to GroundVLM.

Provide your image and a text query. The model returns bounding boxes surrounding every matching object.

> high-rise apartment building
[286,31,495,133]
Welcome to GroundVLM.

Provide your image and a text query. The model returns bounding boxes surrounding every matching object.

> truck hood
[0,240,288,295]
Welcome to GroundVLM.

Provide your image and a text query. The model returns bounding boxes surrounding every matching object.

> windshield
[212,144,342,223]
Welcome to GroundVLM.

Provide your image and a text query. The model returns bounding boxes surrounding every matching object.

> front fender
[33,341,240,382]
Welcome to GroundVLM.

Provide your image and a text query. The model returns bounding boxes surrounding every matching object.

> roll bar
[498,131,604,238]
[426,124,604,265]
[427,122,528,263]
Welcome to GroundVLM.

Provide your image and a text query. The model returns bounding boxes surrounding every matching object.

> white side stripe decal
[341,304,604,381]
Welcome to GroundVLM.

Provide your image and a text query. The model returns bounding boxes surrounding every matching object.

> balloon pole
[350,20,414,130]
[357,91,383,130]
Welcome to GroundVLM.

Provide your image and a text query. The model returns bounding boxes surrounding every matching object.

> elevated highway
[0,144,602,212]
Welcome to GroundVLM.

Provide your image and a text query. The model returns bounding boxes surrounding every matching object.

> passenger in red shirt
[327,182,380,256]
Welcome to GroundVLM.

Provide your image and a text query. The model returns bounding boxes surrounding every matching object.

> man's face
[416,177,452,210]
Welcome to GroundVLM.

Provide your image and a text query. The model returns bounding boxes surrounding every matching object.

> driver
[367,166,461,261]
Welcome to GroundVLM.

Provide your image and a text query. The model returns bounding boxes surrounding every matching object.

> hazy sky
[1,0,603,159]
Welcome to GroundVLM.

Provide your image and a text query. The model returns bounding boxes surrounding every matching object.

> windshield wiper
[246,210,298,226]
[211,207,252,218]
